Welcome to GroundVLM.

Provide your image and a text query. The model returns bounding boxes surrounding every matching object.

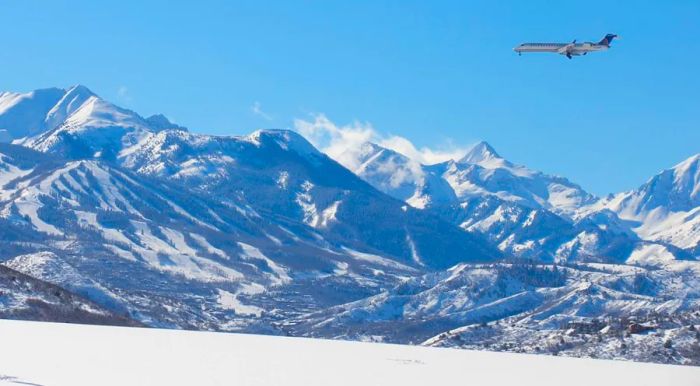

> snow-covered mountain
[0,141,473,330]
[447,141,597,216]
[0,85,698,366]
[0,85,154,143]
[336,142,457,209]
[0,86,499,331]
[345,140,596,215]
[1,86,500,269]
[342,140,671,264]
[15,87,183,160]
[0,87,67,141]
[590,154,700,255]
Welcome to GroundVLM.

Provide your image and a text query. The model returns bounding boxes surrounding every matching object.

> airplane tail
[598,33,618,46]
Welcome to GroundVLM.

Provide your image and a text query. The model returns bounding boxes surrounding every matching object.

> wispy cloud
[294,114,469,169]
[251,101,273,121]
[116,86,132,104]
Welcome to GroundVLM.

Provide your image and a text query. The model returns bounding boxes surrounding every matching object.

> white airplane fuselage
[513,34,617,59]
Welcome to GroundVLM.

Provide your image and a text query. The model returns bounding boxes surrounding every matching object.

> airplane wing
[557,40,576,59]
[557,44,573,54]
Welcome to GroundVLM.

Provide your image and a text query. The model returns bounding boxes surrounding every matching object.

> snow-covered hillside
[0,320,697,386]
[0,263,137,326]
[284,259,700,365]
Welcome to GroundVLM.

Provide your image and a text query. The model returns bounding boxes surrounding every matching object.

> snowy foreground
[0,320,698,386]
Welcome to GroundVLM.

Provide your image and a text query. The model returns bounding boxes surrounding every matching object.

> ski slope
[0,320,697,386]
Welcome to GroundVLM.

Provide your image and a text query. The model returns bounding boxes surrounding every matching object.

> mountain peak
[0,87,67,139]
[608,152,700,221]
[247,129,320,156]
[64,84,96,98]
[673,153,700,174]
[670,153,700,200]
[145,114,187,132]
[458,141,501,164]
[43,85,98,131]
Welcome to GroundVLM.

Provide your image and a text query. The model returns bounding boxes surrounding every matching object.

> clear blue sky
[2,0,699,195]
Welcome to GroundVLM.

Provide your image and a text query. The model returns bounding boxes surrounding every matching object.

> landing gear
[566,53,572,59]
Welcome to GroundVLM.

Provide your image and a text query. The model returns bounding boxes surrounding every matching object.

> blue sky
[1,0,699,195]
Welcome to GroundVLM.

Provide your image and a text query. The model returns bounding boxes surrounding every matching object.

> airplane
[514,34,618,59]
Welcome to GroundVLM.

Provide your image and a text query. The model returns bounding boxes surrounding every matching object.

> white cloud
[294,114,469,169]
[251,101,273,121]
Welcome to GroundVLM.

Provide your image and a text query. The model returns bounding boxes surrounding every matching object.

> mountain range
[0,86,698,365]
